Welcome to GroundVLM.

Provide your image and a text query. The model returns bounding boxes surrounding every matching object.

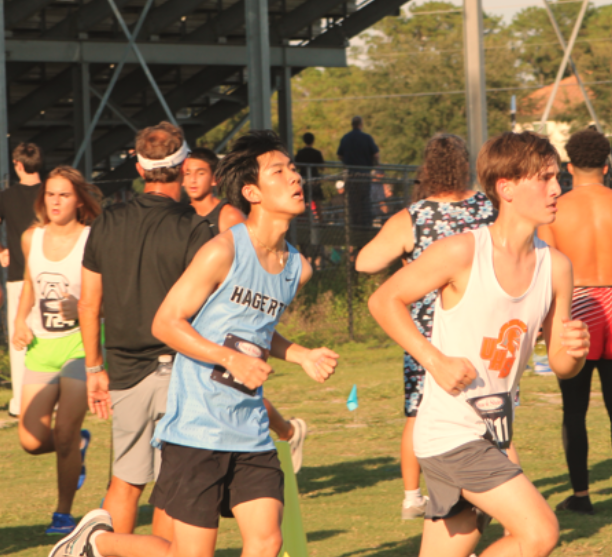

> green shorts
[25,330,85,373]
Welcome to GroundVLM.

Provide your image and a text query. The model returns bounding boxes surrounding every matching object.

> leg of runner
[598,359,612,440]
[419,507,480,557]
[233,497,283,557]
[263,398,308,473]
[401,417,427,519]
[462,474,559,557]
[54,376,88,514]
[19,381,58,455]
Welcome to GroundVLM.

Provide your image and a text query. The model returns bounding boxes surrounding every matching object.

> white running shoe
[288,418,307,474]
[401,496,429,520]
[48,509,113,557]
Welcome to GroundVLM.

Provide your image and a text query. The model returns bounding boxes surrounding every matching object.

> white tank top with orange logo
[413,226,552,458]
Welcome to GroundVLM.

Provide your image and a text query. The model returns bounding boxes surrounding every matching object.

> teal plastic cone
[347,384,358,411]
[276,440,308,557]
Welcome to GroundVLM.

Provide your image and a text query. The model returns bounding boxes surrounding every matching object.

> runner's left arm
[542,249,589,379]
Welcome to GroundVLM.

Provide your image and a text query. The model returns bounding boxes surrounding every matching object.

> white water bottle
[156,354,173,376]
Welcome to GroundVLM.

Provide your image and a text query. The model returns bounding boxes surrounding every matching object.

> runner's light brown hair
[412,134,470,202]
[477,131,560,210]
[34,166,102,226]
[12,142,44,174]
[135,121,184,183]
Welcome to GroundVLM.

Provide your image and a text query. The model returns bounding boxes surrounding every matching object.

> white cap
[335,180,345,191]
[158,354,173,363]
[137,141,190,170]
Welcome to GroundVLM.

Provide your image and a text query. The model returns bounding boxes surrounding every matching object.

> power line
[294,79,612,103]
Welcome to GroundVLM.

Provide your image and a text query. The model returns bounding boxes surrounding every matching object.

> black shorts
[149,443,284,528]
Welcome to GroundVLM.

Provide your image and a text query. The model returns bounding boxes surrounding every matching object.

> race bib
[210,334,269,396]
[467,391,513,449]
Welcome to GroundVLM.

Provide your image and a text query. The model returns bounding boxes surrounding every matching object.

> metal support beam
[143,0,206,37]
[185,0,245,43]
[214,112,250,154]
[5,0,55,28]
[539,0,589,133]
[463,0,487,183]
[5,40,347,67]
[245,0,271,129]
[81,64,93,179]
[270,0,345,44]
[542,0,601,131]
[277,65,293,156]
[73,0,157,167]
[0,0,11,189]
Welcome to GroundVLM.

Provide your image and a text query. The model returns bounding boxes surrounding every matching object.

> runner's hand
[300,347,339,383]
[226,352,273,390]
[12,320,33,351]
[60,293,79,321]
[0,249,9,268]
[87,370,112,419]
[433,355,477,395]
[561,318,590,359]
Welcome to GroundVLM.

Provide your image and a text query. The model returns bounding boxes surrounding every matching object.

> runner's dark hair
[566,128,610,170]
[216,130,289,215]
[187,147,219,174]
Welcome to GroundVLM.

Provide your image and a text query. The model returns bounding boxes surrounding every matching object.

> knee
[20,436,45,455]
[244,532,282,557]
[53,425,79,457]
[521,516,559,557]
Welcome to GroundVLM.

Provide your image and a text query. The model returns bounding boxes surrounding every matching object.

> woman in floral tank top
[356,134,496,519]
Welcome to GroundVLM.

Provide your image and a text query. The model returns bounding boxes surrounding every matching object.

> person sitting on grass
[12,166,101,535]
[368,131,589,557]
[49,130,339,557]
[182,147,308,472]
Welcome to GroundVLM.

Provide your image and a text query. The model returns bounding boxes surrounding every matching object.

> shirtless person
[369,131,589,557]
[539,128,612,515]
[182,148,308,472]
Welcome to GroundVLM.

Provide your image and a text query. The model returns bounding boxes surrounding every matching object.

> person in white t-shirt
[368,131,589,557]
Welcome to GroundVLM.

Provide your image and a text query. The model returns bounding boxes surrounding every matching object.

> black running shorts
[149,443,284,528]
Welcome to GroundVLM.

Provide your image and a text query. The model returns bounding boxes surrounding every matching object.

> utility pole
[463,0,487,185]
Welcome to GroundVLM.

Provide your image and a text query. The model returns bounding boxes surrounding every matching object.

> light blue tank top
[154,223,302,452]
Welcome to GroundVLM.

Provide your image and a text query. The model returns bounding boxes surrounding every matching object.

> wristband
[86,364,105,374]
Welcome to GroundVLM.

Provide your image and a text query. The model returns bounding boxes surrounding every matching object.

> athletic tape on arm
[137,142,190,170]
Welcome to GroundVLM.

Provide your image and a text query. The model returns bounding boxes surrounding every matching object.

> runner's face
[182,158,215,201]
[45,177,81,225]
[512,162,561,225]
[254,150,305,216]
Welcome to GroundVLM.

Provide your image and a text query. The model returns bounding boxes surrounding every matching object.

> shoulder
[548,246,572,276]
[430,231,476,263]
[21,226,36,253]
[298,253,313,287]
[384,207,412,231]
[219,203,246,232]
[191,228,236,268]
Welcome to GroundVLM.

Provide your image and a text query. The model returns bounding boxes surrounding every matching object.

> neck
[46,219,83,236]
[144,181,180,201]
[488,211,536,256]
[573,171,605,187]
[19,173,40,186]
[245,209,291,250]
[191,193,219,217]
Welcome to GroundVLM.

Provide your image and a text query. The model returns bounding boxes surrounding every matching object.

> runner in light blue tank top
[155,222,301,452]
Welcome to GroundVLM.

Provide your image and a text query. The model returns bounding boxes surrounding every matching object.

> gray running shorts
[417,438,522,520]
[110,369,171,485]
[23,359,86,385]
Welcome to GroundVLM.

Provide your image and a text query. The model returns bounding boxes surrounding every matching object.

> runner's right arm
[12,229,35,351]
[355,209,414,273]
[152,232,273,390]
[368,233,477,395]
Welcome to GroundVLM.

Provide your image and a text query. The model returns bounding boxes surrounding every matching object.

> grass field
[1,341,612,557]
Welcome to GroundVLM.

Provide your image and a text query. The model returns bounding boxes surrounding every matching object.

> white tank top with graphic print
[413,226,552,458]
[28,226,90,339]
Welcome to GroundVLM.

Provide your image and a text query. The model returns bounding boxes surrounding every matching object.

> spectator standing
[79,122,213,538]
[0,143,44,417]
[12,167,101,534]
[539,129,612,515]
[295,133,325,215]
[337,116,379,228]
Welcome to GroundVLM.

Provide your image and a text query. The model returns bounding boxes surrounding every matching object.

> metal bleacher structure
[0,0,407,195]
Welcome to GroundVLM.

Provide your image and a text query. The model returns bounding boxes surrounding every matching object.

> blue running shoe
[46,512,76,535]
[77,430,91,490]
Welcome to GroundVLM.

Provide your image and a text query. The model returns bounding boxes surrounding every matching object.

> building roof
[520,75,594,118]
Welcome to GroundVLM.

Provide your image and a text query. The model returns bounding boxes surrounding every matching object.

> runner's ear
[241,184,261,205]
[497,178,514,206]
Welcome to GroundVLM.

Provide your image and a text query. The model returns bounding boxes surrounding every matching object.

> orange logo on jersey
[480,319,528,378]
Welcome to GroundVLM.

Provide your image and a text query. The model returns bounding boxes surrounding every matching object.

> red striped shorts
[572,287,612,360]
